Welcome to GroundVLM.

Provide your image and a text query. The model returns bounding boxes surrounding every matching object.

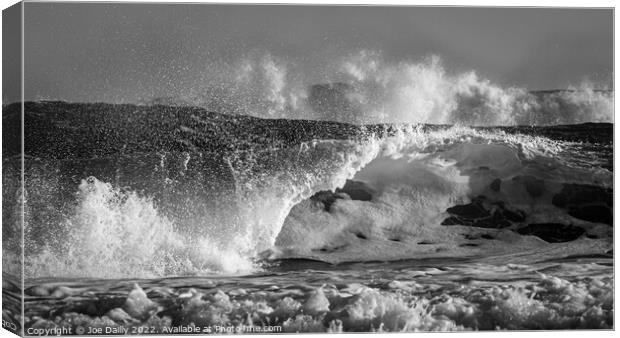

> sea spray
[8,103,611,278]
[26,177,255,278]
[160,50,613,125]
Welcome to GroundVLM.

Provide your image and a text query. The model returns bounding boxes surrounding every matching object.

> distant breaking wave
[139,50,613,126]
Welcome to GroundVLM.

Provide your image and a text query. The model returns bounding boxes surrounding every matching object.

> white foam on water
[24,272,613,331]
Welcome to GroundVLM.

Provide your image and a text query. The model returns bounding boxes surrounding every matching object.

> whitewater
[2,52,613,332]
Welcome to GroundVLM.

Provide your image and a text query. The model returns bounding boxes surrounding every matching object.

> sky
[5,3,614,104]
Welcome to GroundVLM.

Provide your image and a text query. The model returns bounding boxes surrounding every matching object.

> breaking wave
[27,178,254,278]
[152,50,613,126]
[3,49,613,279]
[15,123,612,279]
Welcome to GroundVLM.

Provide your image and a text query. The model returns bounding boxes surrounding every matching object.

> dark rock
[443,215,511,229]
[417,241,434,245]
[355,232,368,240]
[501,209,526,222]
[568,205,612,226]
[446,202,490,219]
[516,223,585,243]
[552,194,567,207]
[481,234,494,240]
[337,180,373,202]
[310,191,339,212]
[441,216,471,226]
[459,243,479,247]
[441,217,460,226]
[310,179,373,212]
[552,184,612,207]
[552,184,613,226]
[490,178,501,192]
[443,197,523,228]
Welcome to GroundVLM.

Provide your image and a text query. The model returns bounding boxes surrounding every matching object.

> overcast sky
[7,3,614,103]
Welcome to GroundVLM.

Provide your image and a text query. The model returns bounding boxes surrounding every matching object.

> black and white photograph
[1,1,615,335]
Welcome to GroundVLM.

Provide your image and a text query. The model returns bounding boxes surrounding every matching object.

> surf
[3,101,612,278]
[146,50,613,125]
[2,52,613,279]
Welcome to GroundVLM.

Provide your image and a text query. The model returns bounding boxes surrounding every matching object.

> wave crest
[16,120,612,278]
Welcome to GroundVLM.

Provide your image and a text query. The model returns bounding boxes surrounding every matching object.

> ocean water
[1,53,614,333]
[4,257,614,334]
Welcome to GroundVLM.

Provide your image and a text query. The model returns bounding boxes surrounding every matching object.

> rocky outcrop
[310,180,374,212]
[552,184,612,226]
[516,223,585,243]
[441,196,525,229]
